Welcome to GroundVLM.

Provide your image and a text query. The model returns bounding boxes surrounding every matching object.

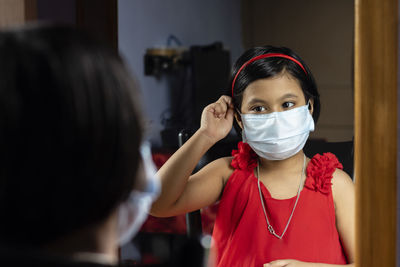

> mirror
[118,0,358,265]
[2,0,394,266]
[116,0,358,264]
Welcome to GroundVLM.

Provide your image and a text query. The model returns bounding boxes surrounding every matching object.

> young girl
[150,46,355,267]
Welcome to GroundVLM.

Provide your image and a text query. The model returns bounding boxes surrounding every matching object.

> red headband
[231,53,307,97]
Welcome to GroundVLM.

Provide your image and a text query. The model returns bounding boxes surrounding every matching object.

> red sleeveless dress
[211,142,348,267]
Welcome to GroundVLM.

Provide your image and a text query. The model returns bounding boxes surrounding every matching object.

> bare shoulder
[332,169,354,189]
[331,168,355,203]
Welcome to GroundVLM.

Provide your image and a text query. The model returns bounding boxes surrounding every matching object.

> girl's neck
[258,150,306,173]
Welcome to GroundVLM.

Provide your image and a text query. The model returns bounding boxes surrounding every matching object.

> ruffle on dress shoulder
[230,141,258,171]
[305,152,343,194]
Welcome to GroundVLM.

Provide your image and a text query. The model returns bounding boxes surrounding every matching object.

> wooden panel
[0,0,37,28]
[24,0,37,21]
[0,0,25,27]
[76,0,118,51]
[354,0,397,266]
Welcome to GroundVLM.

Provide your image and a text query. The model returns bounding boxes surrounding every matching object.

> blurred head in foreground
[0,24,158,264]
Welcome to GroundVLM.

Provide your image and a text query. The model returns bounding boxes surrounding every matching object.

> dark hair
[226,46,320,133]
[0,24,143,246]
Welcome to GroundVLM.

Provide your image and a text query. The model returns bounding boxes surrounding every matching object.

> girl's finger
[213,102,227,117]
[215,96,231,110]
[204,103,217,116]
[222,95,234,109]
[219,95,232,106]
[225,106,234,120]
[216,96,230,107]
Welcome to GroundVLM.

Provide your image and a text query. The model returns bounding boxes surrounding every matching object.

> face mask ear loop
[235,108,245,125]
[306,99,311,110]
[235,108,244,128]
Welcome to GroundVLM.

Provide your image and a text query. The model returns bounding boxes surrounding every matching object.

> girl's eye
[251,106,266,112]
[282,102,295,109]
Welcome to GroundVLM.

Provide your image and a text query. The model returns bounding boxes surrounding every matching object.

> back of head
[0,24,142,246]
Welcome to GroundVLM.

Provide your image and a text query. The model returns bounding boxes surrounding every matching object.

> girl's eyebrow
[279,93,299,100]
[247,98,268,106]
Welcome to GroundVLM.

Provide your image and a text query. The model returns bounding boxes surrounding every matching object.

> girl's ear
[308,98,314,116]
[235,110,244,129]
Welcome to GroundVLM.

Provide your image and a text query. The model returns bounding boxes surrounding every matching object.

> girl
[150,46,355,267]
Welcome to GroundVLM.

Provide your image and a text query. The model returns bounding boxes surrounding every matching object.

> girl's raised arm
[150,96,234,217]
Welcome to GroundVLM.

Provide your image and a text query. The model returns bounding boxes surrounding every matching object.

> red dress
[211,142,348,267]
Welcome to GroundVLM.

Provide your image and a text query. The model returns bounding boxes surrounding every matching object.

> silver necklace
[257,154,306,239]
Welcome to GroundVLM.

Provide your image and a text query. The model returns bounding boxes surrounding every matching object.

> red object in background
[200,204,219,234]
[140,213,187,234]
[151,153,173,170]
[140,152,218,235]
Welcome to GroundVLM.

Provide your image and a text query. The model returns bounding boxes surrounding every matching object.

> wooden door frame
[76,0,118,51]
[355,0,398,266]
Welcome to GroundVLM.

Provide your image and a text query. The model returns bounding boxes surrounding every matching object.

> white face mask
[117,142,160,246]
[241,103,315,160]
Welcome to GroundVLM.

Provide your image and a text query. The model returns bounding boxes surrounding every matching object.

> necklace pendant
[257,155,306,240]
[267,225,275,234]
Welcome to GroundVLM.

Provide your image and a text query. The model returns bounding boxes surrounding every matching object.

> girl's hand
[199,95,234,144]
[264,259,315,267]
